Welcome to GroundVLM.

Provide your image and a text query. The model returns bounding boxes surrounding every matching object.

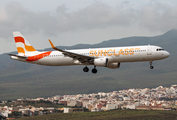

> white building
[123,97,130,101]
[0,106,12,117]
[106,104,118,110]
[91,108,101,112]
[64,108,73,113]
[126,104,136,109]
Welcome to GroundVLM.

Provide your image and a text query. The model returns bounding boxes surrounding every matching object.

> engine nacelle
[94,58,108,67]
[107,63,120,69]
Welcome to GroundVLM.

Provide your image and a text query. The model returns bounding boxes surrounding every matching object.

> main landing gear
[149,61,154,69]
[83,66,97,74]
[92,66,97,74]
[83,66,89,72]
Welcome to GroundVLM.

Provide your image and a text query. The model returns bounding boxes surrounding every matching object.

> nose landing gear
[150,66,154,69]
[149,61,154,69]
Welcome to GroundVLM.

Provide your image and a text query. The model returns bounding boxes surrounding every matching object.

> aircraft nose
[165,51,170,58]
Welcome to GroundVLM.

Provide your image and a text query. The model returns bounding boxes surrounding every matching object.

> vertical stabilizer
[13,32,36,55]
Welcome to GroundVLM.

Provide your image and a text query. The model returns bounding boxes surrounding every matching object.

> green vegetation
[2,100,69,108]
[17,109,177,120]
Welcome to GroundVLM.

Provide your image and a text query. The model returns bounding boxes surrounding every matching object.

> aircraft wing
[48,40,94,64]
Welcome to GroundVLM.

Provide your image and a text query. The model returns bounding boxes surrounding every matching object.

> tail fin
[13,31,36,55]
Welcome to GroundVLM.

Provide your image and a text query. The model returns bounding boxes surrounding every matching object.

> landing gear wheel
[149,61,154,69]
[83,67,89,72]
[92,68,97,74]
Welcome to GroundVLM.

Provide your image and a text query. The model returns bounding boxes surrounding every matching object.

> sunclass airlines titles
[89,48,140,57]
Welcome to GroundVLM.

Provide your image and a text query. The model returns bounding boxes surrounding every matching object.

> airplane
[8,31,170,74]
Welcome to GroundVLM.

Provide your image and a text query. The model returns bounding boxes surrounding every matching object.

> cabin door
[147,46,152,55]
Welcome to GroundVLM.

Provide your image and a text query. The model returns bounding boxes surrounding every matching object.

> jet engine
[94,58,108,67]
[107,63,120,69]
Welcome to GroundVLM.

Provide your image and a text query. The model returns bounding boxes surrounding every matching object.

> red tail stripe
[26,51,52,61]
[14,37,25,44]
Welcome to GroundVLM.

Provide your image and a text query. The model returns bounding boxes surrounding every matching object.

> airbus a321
[9,32,170,74]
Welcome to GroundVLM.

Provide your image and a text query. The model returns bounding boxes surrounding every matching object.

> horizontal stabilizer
[7,54,28,59]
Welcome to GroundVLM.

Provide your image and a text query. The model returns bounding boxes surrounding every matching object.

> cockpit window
[156,49,164,51]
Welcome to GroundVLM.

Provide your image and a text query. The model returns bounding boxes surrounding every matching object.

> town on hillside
[1,84,177,119]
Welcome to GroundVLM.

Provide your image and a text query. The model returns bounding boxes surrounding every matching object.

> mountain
[0,29,176,101]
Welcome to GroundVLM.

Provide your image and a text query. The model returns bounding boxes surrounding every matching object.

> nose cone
[164,51,170,58]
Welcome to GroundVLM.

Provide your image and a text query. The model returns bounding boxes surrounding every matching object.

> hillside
[0,29,177,101]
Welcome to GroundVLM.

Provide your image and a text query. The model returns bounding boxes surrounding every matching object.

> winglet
[48,39,55,48]
[48,39,63,52]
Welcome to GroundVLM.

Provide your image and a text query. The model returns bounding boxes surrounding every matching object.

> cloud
[0,1,177,40]
[0,2,57,38]
[138,2,177,31]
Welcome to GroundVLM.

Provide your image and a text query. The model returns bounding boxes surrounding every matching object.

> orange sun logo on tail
[13,32,36,55]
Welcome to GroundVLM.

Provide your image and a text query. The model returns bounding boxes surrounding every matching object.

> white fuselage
[11,45,170,66]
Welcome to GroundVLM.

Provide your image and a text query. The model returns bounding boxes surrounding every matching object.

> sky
[1,0,177,54]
